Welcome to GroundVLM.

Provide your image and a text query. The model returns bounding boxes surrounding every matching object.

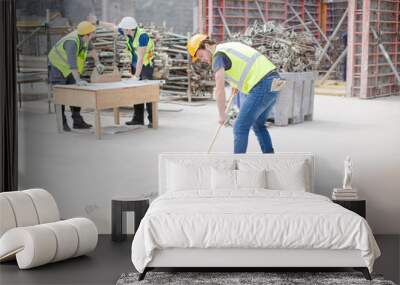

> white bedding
[131,190,380,273]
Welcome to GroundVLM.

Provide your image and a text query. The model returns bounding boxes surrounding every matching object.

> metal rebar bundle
[230,21,319,72]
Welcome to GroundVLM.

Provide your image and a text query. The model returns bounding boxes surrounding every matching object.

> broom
[207,89,238,153]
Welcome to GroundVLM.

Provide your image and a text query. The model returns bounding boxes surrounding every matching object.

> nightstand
[333,199,366,218]
[111,197,149,242]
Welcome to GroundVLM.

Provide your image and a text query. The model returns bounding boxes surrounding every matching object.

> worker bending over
[48,21,105,131]
[187,35,280,153]
[118,17,155,128]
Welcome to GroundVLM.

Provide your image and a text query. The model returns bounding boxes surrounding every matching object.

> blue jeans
[233,73,279,153]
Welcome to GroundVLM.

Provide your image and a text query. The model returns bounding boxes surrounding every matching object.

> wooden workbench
[53,79,160,139]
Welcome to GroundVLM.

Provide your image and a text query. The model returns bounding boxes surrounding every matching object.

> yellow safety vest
[213,42,276,94]
[48,31,88,78]
[126,28,155,67]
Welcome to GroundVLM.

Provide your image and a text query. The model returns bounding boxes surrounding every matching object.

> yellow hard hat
[187,34,208,61]
[77,21,96,36]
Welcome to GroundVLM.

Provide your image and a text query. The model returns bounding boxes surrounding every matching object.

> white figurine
[342,156,353,190]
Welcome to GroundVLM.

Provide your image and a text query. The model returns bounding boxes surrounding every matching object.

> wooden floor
[0,235,398,285]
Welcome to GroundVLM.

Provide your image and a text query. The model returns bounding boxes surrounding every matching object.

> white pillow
[211,168,236,191]
[266,162,306,191]
[236,169,267,189]
[237,159,309,191]
[167,162,210,191]
[166,159,235,192]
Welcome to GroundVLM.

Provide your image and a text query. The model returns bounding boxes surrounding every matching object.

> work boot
[62,116,71,132]
[73,117,92,129]
[125,117,144,126]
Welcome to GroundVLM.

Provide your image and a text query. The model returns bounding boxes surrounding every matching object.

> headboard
[158,152,315,195]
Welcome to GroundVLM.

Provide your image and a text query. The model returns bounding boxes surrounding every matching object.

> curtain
[0,0,18,192]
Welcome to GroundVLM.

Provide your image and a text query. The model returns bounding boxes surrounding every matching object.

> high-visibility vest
[126,28,155,67]
[213,42,276,94]
[48,31,88,78]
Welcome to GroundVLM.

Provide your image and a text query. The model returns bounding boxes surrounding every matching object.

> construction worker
[187,35,280,153]
[118,16,155,127]
[49,21,105,131]
[86,14,116,31]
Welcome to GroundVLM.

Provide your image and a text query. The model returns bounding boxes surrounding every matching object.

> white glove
[131,75,139,81]
[76,79,88,86]
[95,63,105,74]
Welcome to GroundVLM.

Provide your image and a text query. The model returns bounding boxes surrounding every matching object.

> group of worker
[49,14,281,154]
[48,15,154,131]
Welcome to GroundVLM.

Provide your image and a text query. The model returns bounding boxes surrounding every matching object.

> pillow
[167,162,210,191]
[236,169,267,189]
[237,159,309,191]
[211,168,236,191]
[166,159,235,192]
[266,162,307,191]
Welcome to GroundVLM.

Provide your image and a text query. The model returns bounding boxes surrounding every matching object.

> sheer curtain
[0,0,18,192]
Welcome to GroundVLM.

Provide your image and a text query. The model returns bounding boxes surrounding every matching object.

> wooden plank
[152,102,158,129]
[114,107,120,125]
[54,83,160,139]
[95,110,101,139]
[55,104,63,133]
[90,67,121,83]
[95,85,160,109]
[53,80,160,91]
[53,88,97,108]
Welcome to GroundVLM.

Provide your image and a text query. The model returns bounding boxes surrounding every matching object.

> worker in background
[86,13,116,31]
[48,21,105,131]
[118,16,155,128]
[187,35,280,154]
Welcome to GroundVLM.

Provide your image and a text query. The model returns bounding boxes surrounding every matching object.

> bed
[131,153,381,280]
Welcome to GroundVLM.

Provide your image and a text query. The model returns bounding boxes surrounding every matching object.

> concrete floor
[0,235,398,284]
[18,95,400,235]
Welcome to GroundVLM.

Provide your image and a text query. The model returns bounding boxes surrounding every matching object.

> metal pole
[285,21,313,30]
[304,7,329,43]
[288,4,331,63]
[316,8,348,65]
[370,27,400,85]
[319,47,348,85]
[217,7,232,38]
[282,15,296,25]
[254,0,267,24]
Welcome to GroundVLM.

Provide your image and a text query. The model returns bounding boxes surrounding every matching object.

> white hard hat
[118,17,137,30]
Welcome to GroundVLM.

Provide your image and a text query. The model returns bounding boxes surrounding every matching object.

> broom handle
[207,91,237,153]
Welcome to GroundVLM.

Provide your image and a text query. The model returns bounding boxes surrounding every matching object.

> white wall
[18,95,400,234]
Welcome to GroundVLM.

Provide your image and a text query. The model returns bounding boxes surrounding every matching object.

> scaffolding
[198,0,322,42]
[347,0,400,98]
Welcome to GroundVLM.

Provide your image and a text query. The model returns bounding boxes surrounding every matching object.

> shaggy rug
[116,271,396,285]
